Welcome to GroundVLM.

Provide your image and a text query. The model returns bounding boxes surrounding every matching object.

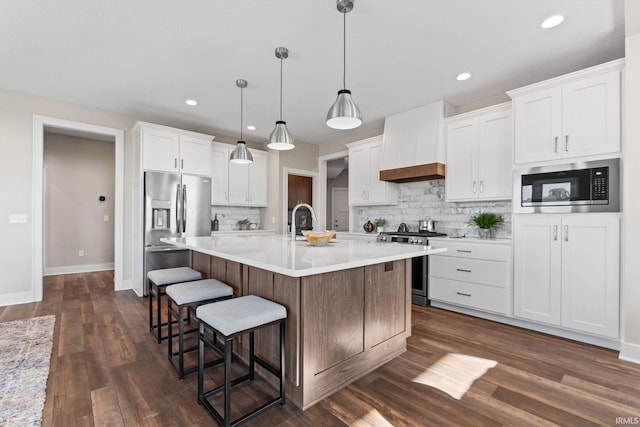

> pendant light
[326,0,362,130]
[230,79,253,164]
[268,47,295,151]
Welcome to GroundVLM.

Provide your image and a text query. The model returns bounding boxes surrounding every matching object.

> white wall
[621,0,640,359]
[0,88,135,302]
[44,133,114,272]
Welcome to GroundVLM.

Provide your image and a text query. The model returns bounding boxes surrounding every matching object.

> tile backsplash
[356,179,512,238]
[210,206,261,231]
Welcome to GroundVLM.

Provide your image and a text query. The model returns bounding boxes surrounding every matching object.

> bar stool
[196,295,287,427]
[147,267,202,343]
[166,279,233,379]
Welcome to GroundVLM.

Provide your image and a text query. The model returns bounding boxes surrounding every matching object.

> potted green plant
[373,218,387,233]
[470,212,502,239]
[237,218,250,230]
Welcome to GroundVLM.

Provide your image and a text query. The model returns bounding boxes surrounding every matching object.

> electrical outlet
[104,215,109,221]
[272,216,276,224]
[78,250,84,257]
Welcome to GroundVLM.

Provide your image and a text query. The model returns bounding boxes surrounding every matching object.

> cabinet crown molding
[506,58,624,98]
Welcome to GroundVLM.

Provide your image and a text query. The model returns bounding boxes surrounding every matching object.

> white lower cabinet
[429,239,512,315]
[513,213,620,338]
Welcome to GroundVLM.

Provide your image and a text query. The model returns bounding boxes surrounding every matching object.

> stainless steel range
[377,230,447,306]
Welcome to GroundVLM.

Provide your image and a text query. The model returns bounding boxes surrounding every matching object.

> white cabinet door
[179,135,211,176]
[365,142,387,204]
[248,150,268,207]
[560,214,619,337]
[142,128,180,173]
[445,104,511,202]
[513,215,562,325]
[513,87,562,164]
[348,137,397,206]
[561,71,620,159]
[348,144,370,205]
[228,162,249,205]
[477,108,512,200]
[210,144,230,205]
[445,118,477,200]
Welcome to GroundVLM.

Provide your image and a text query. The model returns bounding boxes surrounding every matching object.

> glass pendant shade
[326,89,362,130]
[230,140,253,164]
[268,121,295,150]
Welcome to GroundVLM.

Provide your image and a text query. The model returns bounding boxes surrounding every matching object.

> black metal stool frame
[167,294,232,379]
[148,278,197,344]
[197,318,286,427]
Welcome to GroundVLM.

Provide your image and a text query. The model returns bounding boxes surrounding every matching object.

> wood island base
[192,252,413,409]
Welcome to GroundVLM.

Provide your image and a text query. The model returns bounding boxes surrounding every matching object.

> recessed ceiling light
[541,15,564,29]
[246,125,256,131]
[456,72,471,81]
[185,99,198,106]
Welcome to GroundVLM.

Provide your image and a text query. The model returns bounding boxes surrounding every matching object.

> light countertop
[162,234,446,277]
[428,236,512,245]
[210,229,276,236]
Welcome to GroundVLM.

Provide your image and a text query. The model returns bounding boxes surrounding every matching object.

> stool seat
[197,295,287,336]
[166,279,233,306]
[148,267,202,286]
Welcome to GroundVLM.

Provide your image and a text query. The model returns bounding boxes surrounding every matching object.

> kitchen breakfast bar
[162,234,446,409]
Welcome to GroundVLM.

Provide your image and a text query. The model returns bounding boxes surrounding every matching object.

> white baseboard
[44,263,114,276]
[619,341,640,364]
[117,278,133,292]
[0,290,35,307]
[430,301,621,350]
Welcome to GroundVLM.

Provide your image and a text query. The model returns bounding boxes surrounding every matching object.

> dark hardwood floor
[1,271,639,426]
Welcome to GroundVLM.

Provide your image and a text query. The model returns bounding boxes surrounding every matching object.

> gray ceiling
[0,1,624,146]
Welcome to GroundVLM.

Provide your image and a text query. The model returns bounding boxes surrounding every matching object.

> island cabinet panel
[364,260,407,348]
[191,251,210,277]
[243,266,301,392]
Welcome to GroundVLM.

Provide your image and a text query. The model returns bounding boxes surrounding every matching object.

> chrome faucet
[291,203,317,242]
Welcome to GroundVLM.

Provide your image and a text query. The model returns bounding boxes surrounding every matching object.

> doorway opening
[317,151,351,232]
[32,116,124,301]
[282,168,317,234]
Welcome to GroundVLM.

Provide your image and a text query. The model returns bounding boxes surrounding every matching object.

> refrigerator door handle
[176,183,182,233]
[182,184,187,233]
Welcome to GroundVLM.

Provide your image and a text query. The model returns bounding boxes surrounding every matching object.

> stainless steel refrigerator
[143,171,211,294]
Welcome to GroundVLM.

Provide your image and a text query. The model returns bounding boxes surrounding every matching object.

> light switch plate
[9,214,28,223]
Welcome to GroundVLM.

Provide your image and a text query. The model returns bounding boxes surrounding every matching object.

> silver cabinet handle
[479,180,484,194]
[564,225,569,241]
[457,249,472,253]
[174,158,178,168]
[456,292,472,297]
[553,225,558,241]
[565,135,569,151]
[554,136,558,153]
[181,159,184,169]
[456,268,472,273]
[473,181,477,194]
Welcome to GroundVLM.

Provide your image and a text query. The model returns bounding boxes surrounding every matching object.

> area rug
[0,315,56,427]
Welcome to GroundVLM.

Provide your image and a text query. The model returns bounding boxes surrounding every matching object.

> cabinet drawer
[430,256,508,288]
[431,240,509,261]
[430,277,511,315]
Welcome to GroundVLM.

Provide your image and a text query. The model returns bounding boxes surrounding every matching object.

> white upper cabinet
[445,103,512,201]
[210,143,231,205]
[513,213,619,338]
[347,136,398,206]
[227,148,268,207]
[381,100,453,170]
[508,59,623,164]
[136,122,213,176]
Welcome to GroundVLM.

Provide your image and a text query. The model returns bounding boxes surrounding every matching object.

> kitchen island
[162,234,446,409]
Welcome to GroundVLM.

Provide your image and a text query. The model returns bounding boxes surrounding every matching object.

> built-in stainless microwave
[514,159,620,213]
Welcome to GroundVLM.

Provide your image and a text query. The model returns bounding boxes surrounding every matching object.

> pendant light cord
[279,56,283,120]
[240,86,244,140]
[342,9,347,90]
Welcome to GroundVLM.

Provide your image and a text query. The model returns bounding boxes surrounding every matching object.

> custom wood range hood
[379,162,446,183]
[379,100,452,183]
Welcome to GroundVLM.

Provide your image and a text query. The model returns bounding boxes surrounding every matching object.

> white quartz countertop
[210,229,276,236]
[428,236,513,245]
[162,235,447,277]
